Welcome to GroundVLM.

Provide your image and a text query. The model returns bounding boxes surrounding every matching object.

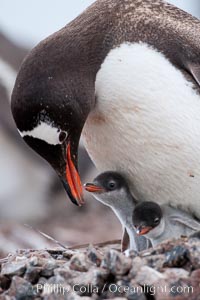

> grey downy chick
[133,201,200,247]
[84,171,148,252]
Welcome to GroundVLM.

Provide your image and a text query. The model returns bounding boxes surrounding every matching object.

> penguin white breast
[82,43,200,218]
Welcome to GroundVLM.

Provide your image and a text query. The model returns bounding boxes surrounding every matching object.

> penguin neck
[110,194,135,229]
[110,196,138,250]
[146,217,166,243]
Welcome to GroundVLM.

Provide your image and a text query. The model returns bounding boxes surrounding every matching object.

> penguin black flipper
[187,63,200,87]
[121,227,129,252]
[170,215,200,232]
[121,227,150,252]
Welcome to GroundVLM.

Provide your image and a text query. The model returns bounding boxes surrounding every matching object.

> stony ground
[0,237,200,300]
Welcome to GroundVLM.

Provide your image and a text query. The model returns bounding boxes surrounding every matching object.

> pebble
[164,268,189,279]
[101,249,132,276]
[24,266,42,284]
[134,265,165,286]
[1,261,26,277]
[40,260,58,277]
[87,246,103,266]
[70,266,109,295]
[128,257,145,278]
[63,250,77,259]
[0,275,11,290]
[163,245,190,268]
[29,256,39,266]
[69,253,93,272]
[4,276,36,299]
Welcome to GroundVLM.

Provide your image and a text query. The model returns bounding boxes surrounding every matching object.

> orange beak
[66,143,84,206]
[136,226,152,236]
[84,183,105,193]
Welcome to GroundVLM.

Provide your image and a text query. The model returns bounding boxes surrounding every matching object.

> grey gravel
[0,238,200,299]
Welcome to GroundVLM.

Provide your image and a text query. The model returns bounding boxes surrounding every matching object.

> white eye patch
[18,121,67,145]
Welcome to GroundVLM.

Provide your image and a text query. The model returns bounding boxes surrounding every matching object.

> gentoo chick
[84,171,148,252]
[133,201,200,247]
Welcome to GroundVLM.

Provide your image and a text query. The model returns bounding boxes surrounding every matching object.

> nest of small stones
[0,237,200,300]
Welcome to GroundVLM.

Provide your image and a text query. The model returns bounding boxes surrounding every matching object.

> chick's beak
[84,183,105,193]
[135,225,152,236]
[62,142,84,206]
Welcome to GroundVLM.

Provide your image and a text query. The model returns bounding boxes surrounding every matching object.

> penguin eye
[154,218,160,225]
[108,181,116,190]
[59,131,67,143]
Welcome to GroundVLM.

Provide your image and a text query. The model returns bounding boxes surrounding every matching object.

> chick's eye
[59,131,67,143]
[108,181,116,190]
[154,218,160,225]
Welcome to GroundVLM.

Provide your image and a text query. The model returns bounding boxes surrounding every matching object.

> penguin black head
[84,171,134,207]
[133,202,163,235]
[11,32,96,206]
[10,0,116,207]
[84,171,129,193]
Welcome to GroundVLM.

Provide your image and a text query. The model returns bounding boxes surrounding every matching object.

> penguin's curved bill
[84,183,105,193]
[136,226,152,236]
[64,143,84,206]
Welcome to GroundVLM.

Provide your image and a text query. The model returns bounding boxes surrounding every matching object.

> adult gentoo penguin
[11,0,200,216]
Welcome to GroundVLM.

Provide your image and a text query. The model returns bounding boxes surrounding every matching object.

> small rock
[63,250,77,259]
[37,276,48,286]
[15,256,27,262]
[92,268,110,285]
[188,240,200,269]
[71,267,109,296]
[1,261,26,277]
[135,266,165,286]
[127,280,147,300]
[24,266,42,284]
[146,254,165,270]
[0,275,11,290]
[129,257,145,278]
[47,275,66,285]
[101,250,132,276]
[29,256,39,266]
[69,253,92,272]
[191,268,200,280]
[55,254,64,260]
[40,259,58,277]
[53,266,81,283]
[163,245,190,268]
[87,246,102,266]
[4,276,36,299]
[164,268,189,279]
